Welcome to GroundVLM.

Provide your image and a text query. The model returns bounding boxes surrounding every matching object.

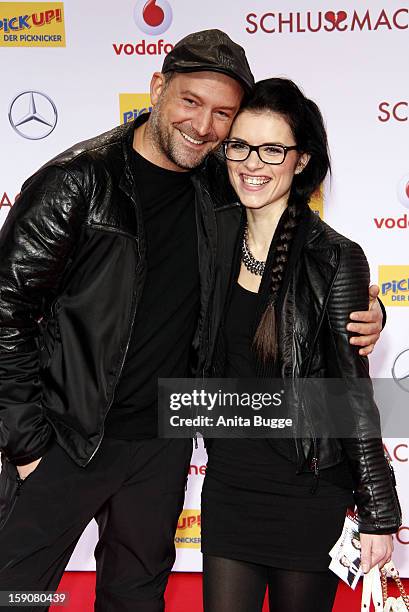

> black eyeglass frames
[223,140,299,165]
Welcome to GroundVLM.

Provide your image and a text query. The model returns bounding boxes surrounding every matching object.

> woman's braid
[253,201,304,362]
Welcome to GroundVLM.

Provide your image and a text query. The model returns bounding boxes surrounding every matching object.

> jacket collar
[197,153,239,210]
[303,208,334,249]
[118,113,150,204]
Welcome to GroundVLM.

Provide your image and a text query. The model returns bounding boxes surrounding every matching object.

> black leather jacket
[206,200,401,535]
[0,115,217,467]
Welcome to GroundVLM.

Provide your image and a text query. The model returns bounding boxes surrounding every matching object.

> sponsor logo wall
[119,93,152,124]
[379,267,409,306]
[0,0,408,575]
[175,510,201,549]
[244,8,408,34]
[0,2,65,46]
[9,90,58,139]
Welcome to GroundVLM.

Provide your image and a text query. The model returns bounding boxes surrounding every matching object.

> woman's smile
[240,173,271,189]
[227,110,307,212]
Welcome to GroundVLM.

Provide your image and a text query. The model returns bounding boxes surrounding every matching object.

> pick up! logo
[309,185,324,219]
[175,509,201,549]
[379,266,409,306]
[119,93,152,125]
[0,2,66,47]
[134,0,173,35]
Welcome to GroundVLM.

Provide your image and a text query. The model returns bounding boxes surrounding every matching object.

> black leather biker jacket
[0,115,216,468]
[203,193,401,535]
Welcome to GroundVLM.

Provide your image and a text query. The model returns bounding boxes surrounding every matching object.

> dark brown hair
[243,78,331,362]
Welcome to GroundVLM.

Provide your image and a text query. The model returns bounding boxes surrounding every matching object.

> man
[339,554,362,587]
[0,29,384,611]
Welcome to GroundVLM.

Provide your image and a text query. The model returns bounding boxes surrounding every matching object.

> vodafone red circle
[134,0,173,36]
[397,174,409,209]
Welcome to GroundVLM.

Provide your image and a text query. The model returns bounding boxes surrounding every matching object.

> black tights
[203,555,339,612]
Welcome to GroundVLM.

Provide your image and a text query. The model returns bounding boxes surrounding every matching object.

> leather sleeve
[327,241,401,534]
[0,165,87,465]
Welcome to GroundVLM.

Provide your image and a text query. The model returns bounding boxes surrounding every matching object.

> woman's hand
[360,533,394,573]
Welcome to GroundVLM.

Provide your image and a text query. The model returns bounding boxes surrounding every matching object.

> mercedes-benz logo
[392,348,409,393]
[9,91,58,140]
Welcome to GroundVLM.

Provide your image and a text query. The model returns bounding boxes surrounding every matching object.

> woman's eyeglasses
[223,140,299,165]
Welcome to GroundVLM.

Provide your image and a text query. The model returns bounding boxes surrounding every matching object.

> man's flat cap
[162,29,254,94]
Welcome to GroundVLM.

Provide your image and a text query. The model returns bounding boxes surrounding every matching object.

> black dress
[201,283,354,571]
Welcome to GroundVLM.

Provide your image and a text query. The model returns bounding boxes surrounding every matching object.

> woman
[200,78,401,612]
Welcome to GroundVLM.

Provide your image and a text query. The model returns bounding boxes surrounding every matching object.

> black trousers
[0,437,192,611]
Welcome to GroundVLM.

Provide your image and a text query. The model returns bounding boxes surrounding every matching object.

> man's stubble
[147,95,216,171]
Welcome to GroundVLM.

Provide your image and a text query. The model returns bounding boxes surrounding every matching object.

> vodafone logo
[134,0,173,36]
[112,1,173,56]
[373,174,409,229]
[397,174,409,210]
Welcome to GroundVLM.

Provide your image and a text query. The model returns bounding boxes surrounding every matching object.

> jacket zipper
[310,449,320,494]
[86,236,145,465]
[298,248,342,487]
[85,153,150,466]
[0,473,23,530]
[195,186,217,449]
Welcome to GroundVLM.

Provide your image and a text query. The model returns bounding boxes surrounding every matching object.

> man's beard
[148,103,216,170]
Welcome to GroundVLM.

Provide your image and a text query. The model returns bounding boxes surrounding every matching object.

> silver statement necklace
[242,225,265,276]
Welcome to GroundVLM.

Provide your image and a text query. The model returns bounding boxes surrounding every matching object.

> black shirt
[213,280,353,491]
[105,151,200,438]
[221,277,353,490]
[225,282,258,377]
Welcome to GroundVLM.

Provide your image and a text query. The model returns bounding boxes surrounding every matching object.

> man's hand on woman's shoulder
[347,285,383,356]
